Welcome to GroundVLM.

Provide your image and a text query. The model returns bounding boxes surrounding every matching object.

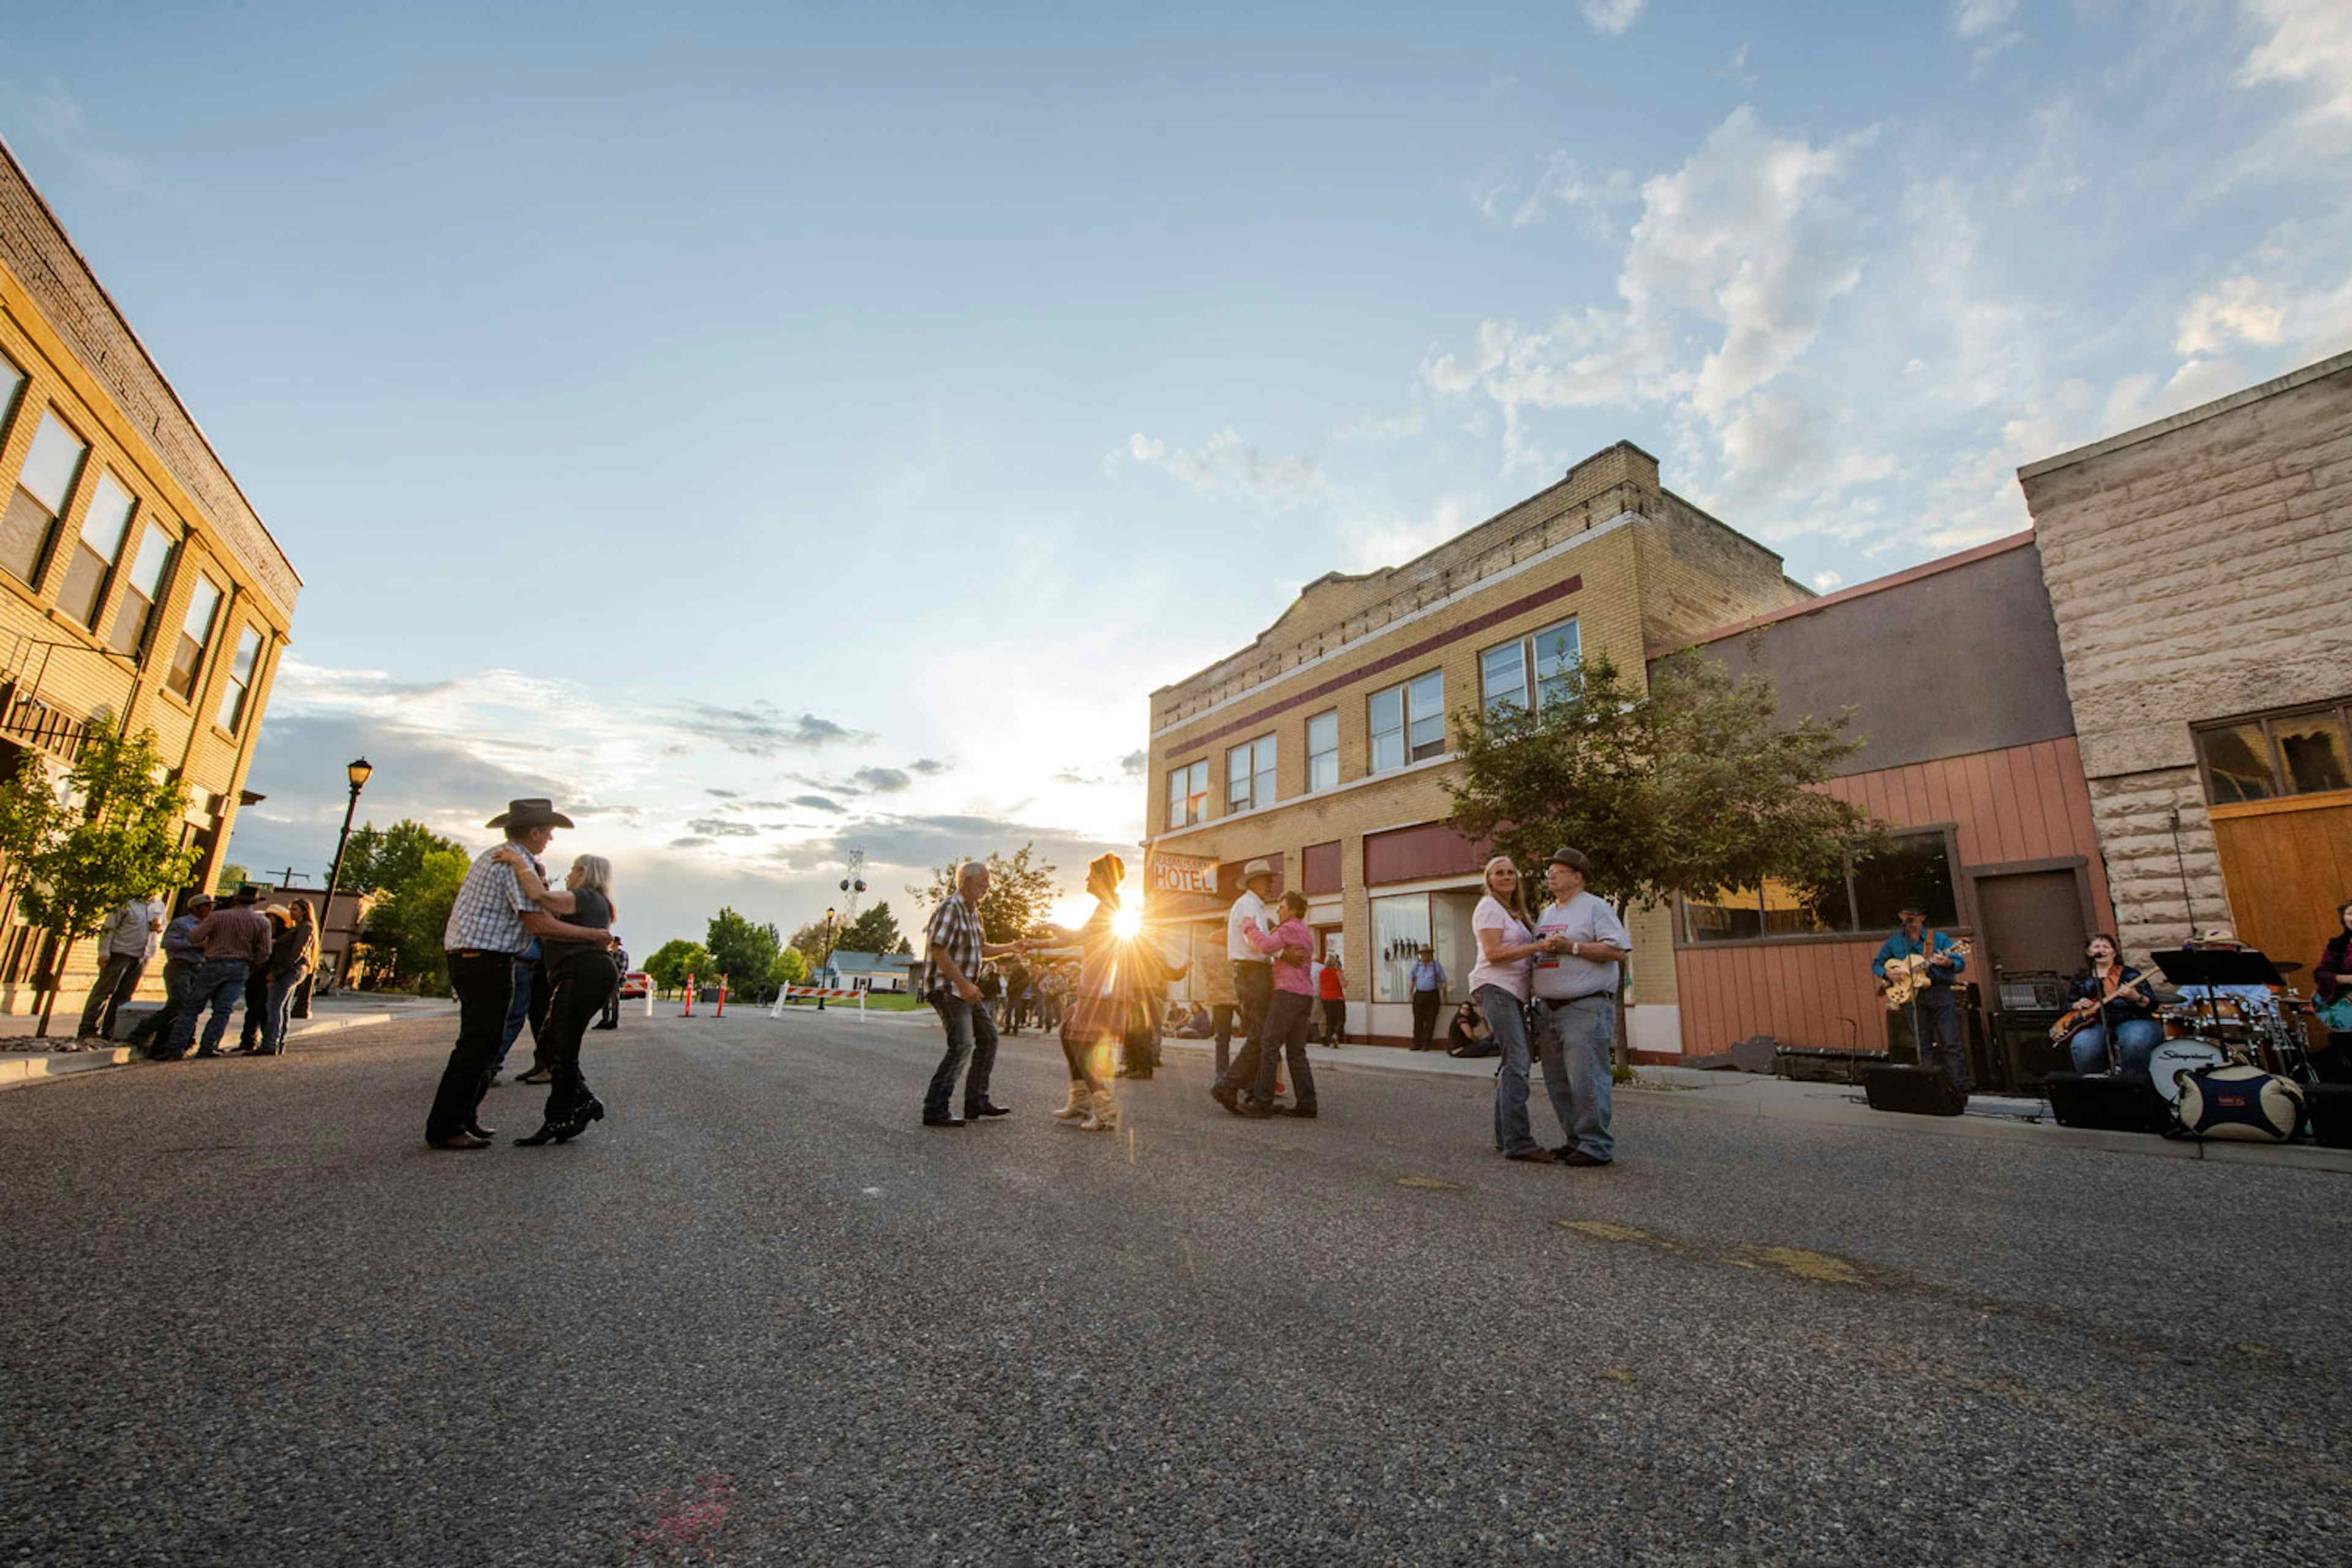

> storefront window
[1685,833,1958,942]
[1851,835,1958,930]
[1371,892,1428,1002]
[1686,888,1764,943]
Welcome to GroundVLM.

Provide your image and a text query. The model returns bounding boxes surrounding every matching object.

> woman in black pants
[2315,897,2352,1086]
[499,848,621,1144]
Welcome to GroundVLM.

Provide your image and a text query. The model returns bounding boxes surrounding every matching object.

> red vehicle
[619,971,650,1000]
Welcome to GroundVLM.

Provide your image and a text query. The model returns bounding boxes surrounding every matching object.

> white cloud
[1811,570,1844,591]
[1581,0,1648,36]
[1952,0,2021,40]
[1123,427,1331,504]
[2238,0,2352,126]
[2177,275,2288,356]
[1335,493,1488,571]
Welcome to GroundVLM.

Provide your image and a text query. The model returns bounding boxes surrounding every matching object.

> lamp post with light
[312,756,372,1002]
[817,906,837,1010]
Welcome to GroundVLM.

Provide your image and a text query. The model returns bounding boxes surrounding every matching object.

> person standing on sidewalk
[1471,856,1554,1164]
[130,892,210,1056]
[1529,848,1630,1168]
[1316,951,1347,1047]
[423,800,614,1151]
[249,899,317,1057]
[1408,945,1447,1050]
[75,890,167,1046]
[164,892,274,1060]
[917,860,1029,1128]
[1224,859,1276,1082]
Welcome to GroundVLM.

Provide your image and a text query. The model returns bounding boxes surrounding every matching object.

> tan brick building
[2020,349,2352,985]
[0,140,300,1012]
[1141,442,1807,1055]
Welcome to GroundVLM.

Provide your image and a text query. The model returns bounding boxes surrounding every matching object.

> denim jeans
[168,959,251,1058]
[1902,987,1969,1093]
[2069,1016,2163,1076]
[1482,984,1544,1156]
[132,959,198,1050]
[78,951,149,1039]
[258,967,309,1055]
[1534,994,1616,1161]
[494,944,544,1073]
[1245,989,1316,1109]
[924,993,1000,1118]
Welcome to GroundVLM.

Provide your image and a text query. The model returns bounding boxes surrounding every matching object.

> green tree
[0,717,200,1035]
[838,900,902,956]
[786,917,835,963]
[704,906,780,990]
[644,938,711,996]
[770,946,808,990]
[1444,647,1884,1069]
[908,841,1059,944]
[213,861,250,897]
[338,819,465,897]
[356,843,471,993]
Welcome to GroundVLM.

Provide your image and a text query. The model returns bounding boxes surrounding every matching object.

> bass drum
[2146,1039,2226,1104]
[2175,1065,2305,1142]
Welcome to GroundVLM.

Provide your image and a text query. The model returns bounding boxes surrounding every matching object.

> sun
[1110,905,1144,940]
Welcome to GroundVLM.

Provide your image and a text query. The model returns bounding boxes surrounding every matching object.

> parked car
[619,971,650,1000]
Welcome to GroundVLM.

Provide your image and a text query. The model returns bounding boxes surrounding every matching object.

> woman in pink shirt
[1210,891,1320,1118]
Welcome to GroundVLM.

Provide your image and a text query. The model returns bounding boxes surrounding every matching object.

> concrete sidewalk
[1156,1035,2352,1175]
[0,994,455,1092]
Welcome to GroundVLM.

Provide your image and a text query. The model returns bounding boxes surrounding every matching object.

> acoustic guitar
[1879,937,1975,1009]
[2049,968,2155,1044]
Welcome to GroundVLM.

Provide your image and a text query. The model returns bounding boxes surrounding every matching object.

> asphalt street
[2,1005,2346,1566]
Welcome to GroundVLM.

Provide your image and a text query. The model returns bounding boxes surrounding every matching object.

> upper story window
[167,573,222,701]
[1227,734,1276,813]
[1306,709,1339,792]
[0,350,24,437]
[59,470,137,628]
[1166,758,1209,829]
[2195,699,2351,804]
[218,624,263,734]
[2,411,89,588]
[1370,671,1444,772]
[107,524,173,658]
[1480,616,1581,715]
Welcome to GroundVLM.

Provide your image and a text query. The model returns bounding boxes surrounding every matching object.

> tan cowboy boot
[1050,1079,1090,1121]
[1080,1085,1120,1132]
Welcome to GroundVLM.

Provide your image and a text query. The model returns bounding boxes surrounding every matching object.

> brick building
[2020,349,2352,983]
[1140,442,1808,1054]
[0,138,300,1012]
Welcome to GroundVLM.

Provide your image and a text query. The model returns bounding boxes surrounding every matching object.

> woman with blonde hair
[1041,852,1163,1132]
[498,850,621,1145]
[252,898,317,1057]
[1469,854,1559,1164]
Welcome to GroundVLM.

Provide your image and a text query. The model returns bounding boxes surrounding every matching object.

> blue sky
[5,0,2348,952]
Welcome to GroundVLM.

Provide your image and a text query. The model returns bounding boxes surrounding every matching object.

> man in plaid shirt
[919,860,1034,1127]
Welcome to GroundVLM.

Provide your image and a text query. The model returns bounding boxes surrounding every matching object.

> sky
[4,0,2349,954]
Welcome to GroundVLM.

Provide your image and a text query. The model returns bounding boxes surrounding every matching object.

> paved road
[2,1007,2346,1565]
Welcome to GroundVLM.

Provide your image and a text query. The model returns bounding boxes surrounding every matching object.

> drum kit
[2142,945,2318,1126]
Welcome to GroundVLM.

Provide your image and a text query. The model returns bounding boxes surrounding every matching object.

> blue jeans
[1534,994,1616,1161]
[168,959,250,1058]
[924,993,1000,1118]
[2070,1016,2163,1076]
[1482,984,1545,1156]
[257,967,309,1055]
[494,946,543,1073]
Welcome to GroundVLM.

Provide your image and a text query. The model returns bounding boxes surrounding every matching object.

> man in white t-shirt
[1221,859,1277,1079]
[1531,846,1630,1167]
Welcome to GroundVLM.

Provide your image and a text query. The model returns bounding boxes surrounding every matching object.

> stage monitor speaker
[2307,1084,2352,1150]
[2043,1071,2172,1134]
[1863,1063,1967,1116]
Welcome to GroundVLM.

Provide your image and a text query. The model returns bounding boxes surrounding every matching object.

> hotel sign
[1150,852,1219,897]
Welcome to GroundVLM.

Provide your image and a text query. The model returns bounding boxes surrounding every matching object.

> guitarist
[1872,906,1970,1093]
[2059,933,2163,1076]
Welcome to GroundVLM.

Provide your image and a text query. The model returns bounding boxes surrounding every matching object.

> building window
[1227,733,1276,813]
[167,573,222,701]
[2,411,90,588]
[107,525,173,658]
[1480,617,1581,715]
[1307,710,1338,792]
[1370,888,1478,1001]
[2194,700,2352,804]
[59,470,138,629]
[1166,758,1208,829]
[1369,671,1444,772]
[0,350,24,442]
[218,624,263,733]
[1684,831,1959,943]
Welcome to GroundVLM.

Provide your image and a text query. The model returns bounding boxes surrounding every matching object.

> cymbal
[2274,960,2304,974]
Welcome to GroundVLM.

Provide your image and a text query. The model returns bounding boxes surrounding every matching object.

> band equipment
[1879,935,1975,1008]
[2146,1039,2226,1106]
[2308,1085,2352,1150]
[2043,1071,2174,1134]
[2173,1065,2304,1142]
[2049,968,2156,1045]
[1862,1062,1967,1117]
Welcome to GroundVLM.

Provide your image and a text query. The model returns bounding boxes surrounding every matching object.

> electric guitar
[1879,936,1975,1009]
[2049,969,2155,1044]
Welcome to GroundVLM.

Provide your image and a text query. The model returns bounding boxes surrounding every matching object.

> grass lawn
[771,991,925,1012]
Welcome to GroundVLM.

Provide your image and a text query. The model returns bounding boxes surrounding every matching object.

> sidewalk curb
[0,1011,409,1093]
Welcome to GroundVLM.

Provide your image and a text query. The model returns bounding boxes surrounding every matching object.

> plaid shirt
[921,891,984,1000]
[442,840,543,955]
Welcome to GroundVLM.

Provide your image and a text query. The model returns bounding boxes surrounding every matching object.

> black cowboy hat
[485,797,576,830]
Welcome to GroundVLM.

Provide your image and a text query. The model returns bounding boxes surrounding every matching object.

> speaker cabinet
[1863,1063,1967,1117]
[2043,1071,2172,1134]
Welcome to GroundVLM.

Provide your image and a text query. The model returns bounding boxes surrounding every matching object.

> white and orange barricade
[768,985,867,1020]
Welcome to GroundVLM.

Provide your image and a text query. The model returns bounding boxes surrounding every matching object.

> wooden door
[1974,869,2091,976]
[2211,788,2352,983]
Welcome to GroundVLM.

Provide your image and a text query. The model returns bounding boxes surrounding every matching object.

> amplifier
[2308,1084,2352,1150]
[2044,1072,2172,1134]
[1863,1063,1967,1116]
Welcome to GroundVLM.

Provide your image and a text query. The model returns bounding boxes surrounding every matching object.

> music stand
[2149,948,2286,1038]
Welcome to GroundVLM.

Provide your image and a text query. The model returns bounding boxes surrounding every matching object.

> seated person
[2176,929,2281,1017]
[1166,1001,1191,1031]
[1446,998,1499,1058]
[1177,1003,1213,1038]
[2062,933,2163,1075]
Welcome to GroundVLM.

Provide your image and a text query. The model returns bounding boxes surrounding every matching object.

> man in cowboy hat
[424,799,617,1150]
[1217,858,1278,1082]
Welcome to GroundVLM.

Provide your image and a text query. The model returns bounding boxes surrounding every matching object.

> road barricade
[769,986,868,1020]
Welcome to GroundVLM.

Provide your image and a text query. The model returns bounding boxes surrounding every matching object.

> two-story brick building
[1140,441,1808,1055]
[0,138,300,1012]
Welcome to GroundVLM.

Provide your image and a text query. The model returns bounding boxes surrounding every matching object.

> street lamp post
[817,907,837,1011]
[296,756,372,1017]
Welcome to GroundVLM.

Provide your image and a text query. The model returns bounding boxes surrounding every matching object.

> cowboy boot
[1080,1086,1120,1132]
[1050,1079,1090,1121]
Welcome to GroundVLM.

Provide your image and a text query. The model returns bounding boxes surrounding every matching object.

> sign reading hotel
[1151,853,1218,897]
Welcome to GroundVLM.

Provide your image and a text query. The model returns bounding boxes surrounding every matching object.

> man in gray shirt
[1529,846,1632,1167]
[75,892,166,1045]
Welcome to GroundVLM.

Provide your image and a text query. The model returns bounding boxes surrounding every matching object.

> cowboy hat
[485,797,575,830]
[1241,858,1276,882]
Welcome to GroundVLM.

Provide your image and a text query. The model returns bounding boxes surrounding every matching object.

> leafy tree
[704,906,780,989]
[786,917,835,963]
[908,841,1058,944]
[0,717,200,1035]
[644,939,712,996]
[338,819,466,898]
[355,843,471,993]
[1445,647,1884,1069]
[770,946,808,990]
[838,900,902,957]
[213,861,250,897]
